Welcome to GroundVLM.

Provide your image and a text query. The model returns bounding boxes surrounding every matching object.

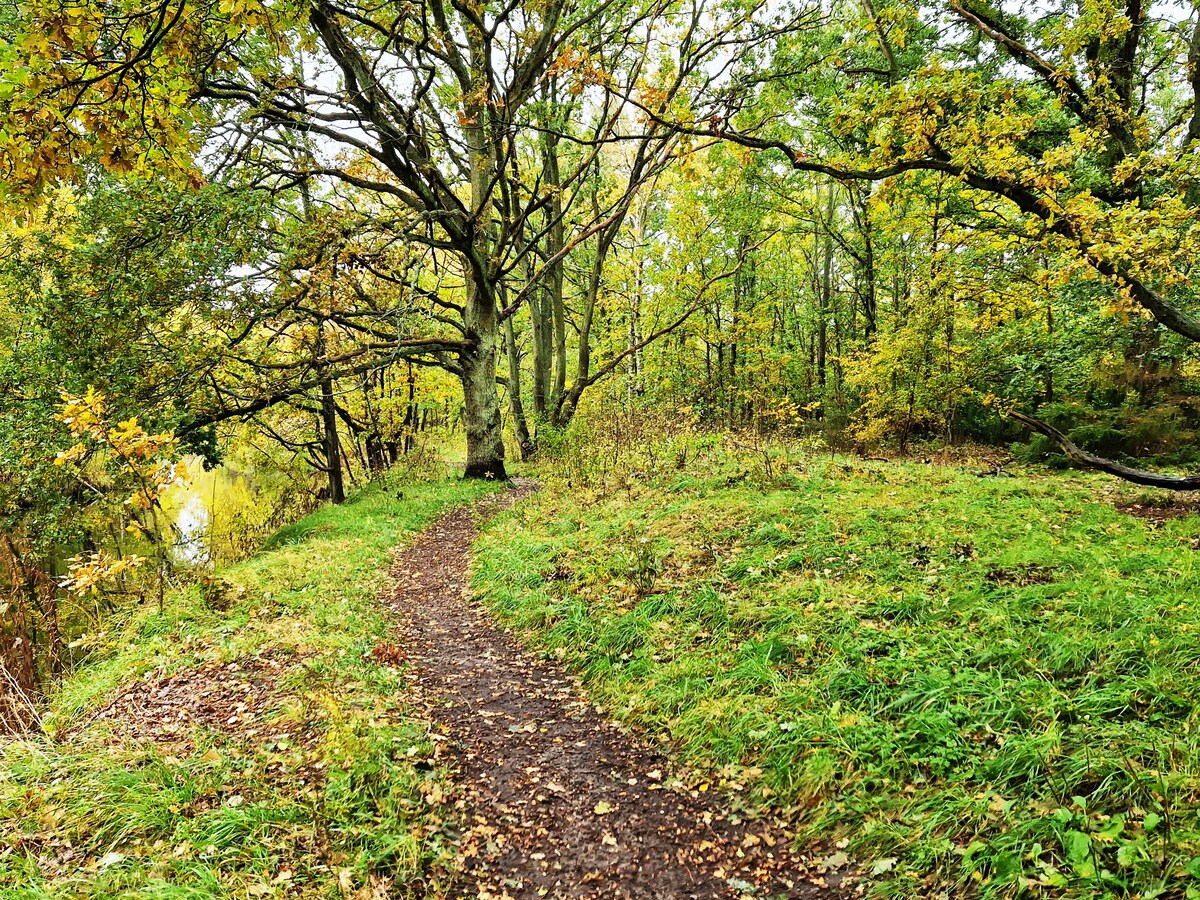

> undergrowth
[474,447,1200,899]
[0,473,498,900]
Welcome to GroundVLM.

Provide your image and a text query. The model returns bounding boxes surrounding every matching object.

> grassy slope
[0,475,498,900]
[474,457,1200,899]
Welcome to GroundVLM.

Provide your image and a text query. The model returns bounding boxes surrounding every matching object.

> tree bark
[544,128,568,413]
[528,250,551,418]
[461,273,508,480]
[504,312,535,460]
[459,50,507,481]
[320,375,346,503]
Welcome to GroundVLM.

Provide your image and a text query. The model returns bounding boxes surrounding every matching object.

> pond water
[161,456,302,568]
[172,492,210,566]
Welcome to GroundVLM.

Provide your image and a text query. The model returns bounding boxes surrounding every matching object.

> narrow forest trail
[384,481,851,900]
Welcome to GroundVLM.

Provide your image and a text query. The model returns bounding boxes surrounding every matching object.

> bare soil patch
[1116,498,1200,523]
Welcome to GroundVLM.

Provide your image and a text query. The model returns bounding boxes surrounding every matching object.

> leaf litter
[76,649,306,759]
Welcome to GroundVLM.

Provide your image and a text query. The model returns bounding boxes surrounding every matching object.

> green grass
[0,473,499,900]
[473,453,1200,898]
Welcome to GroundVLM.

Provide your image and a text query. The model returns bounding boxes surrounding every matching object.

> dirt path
[384,481,851,900]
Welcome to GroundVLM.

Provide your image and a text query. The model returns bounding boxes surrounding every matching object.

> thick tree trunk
[461,275,508,480]
[1008,409,1200,490]
[460,70,508,480]
[461,356,507,479]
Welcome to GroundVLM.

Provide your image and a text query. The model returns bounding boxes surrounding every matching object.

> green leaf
[1116,839,1142,868]
[1064,830,1091,864]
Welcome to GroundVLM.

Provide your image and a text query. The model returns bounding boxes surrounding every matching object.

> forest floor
[0,471,848,900]
[384,479,850,899]
[7,453,1200,900]
[0,476,500,900]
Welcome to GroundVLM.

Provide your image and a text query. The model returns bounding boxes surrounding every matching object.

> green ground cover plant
[0,474,498,900]
[474,452,1200,899]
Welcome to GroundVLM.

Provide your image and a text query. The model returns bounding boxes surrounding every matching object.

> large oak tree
[1,0,779,477]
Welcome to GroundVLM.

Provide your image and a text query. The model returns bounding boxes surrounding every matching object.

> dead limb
[1007,409,1200,490]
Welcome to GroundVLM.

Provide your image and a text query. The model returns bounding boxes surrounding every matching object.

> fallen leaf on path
[818,851,850,872]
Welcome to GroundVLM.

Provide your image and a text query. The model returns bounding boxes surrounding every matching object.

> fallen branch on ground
[1007,409,1200,490]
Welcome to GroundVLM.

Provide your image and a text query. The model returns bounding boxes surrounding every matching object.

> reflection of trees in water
[171,494,209,565]
[165,459,320,568]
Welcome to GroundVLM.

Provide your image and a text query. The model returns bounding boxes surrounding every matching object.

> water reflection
[161,456,311,568]
[172,492,210,566]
